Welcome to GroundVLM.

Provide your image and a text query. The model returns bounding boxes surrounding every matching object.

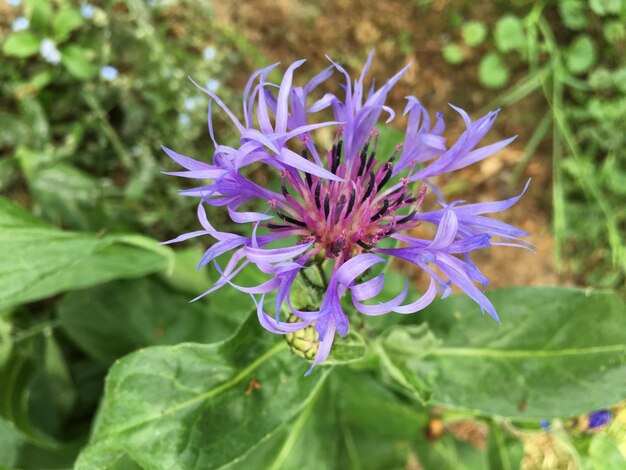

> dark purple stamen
[371,198,389,222]
[356,240,374,250]
[323,194,331,219]
[335,194,347,222]
[346,188,356,215]
[376,163,393,192]
[277,211,307,227]
[314,181,322,209]
[396,210,417,225]
[361,171,375,202]
[331,140,342,174]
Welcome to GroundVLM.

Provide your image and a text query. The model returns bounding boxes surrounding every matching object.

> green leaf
[52,8,84,43]
[58,277,242,364]
[25,163,102,230]
[487,421,523,470]
[326,329,367,365]
[76,314,330,469]
[0,416,80,469]
[494,15,526,53]
[0,317,11,368]
[0,197,172,310]
[589,0,622,16]
[413,433,487,470]
[462,21,487,47]
[2,32,41,58]
[478,53,510,89]
[558,0,589,30]
[603,20,626,44]
[60,45,96,80]
[378,324,440,403]
[411,287,626,419]
[586,433,625,470]
[566,35,596,75]
[28,0,53,30]
[443,43,465,65]
[158,246,213,295]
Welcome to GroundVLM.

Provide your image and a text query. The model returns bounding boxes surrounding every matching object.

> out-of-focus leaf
[566,35,596,75]
[558,0,588,30]
[18,98,50,147]
[494,15,526,53]
[487,421,524,470]
[26,163,102,230]
[61,45,96,80]
[443,43,465,65]
[158,246,213,296]
[589,0,622,16]
[29,0,54,30]
[58,277,241,364]
[2,32,41,58]
[0,416,80,469]
[0,197,172,310]
[414,433,487,470]
[409,287,626,419]
[0,158,19,193]
[76,314,329,469]
[0,317,11,368]
[586,433,625,470]
[462,21,487,47]
[479,53,510,89]
[52,8,84,43]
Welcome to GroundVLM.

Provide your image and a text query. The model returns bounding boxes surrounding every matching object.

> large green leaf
[410,287,626,419]
[58,277,242,364]
[228,370,428,470]
[0,197,171,309]
[76,314,330,469]
[0,416,80,469]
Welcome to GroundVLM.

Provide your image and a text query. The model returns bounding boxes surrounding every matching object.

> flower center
[267,131,424,259]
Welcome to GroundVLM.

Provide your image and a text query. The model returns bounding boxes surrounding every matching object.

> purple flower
[163,51,531,373]
[588,409,611,429]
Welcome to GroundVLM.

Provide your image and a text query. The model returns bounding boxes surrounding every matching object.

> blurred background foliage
[0,0,625,468]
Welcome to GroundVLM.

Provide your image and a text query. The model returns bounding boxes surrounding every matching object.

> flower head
[40,39,61,65]
[100,65,119,81]
[588,409,611,429]
[11,16,29,32]
[80,3,95,20]
[163,52,531,373]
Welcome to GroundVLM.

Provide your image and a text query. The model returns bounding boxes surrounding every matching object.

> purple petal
[245,242,313,264]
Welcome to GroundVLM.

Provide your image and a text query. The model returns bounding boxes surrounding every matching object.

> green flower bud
[285,315,319,360]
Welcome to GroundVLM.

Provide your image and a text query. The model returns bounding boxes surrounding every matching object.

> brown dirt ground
[213,0,567,288]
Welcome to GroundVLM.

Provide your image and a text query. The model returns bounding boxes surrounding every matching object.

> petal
[245,242,313,264]
[335,253,386,287]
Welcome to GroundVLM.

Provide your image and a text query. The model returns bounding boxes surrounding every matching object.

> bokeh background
[1,0,625,468]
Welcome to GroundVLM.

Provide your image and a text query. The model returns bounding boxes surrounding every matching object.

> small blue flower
[178,113,191,126]
[205,78,220,92]
[80,3,96,20]
[40,39,61,65]
[100,65,119,81]
[588,410,611,429]
[184,96,201,112]
[539,419,550,430]
[7,0,22,6]
[203,46,216,61]
[11,17,29,32]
